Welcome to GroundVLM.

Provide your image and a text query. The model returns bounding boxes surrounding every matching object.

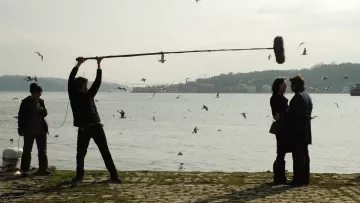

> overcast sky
[0,0,359,85]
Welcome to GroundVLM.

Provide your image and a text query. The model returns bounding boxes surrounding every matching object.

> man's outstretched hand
[75,57,87,67]
[96,56,103,69]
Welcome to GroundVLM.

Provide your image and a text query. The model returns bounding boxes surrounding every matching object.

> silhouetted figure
[18,83,50,177]
[270,78,290,184]
[68,57,121,184]
[276,75,313,186]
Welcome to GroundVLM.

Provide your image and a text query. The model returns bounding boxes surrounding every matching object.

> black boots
[273,160,289,184]
[71,170,84,184]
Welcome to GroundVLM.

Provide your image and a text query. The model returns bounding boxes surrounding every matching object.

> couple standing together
[270,75,313,186]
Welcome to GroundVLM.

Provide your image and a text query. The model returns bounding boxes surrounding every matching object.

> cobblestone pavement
[1,171,360,202]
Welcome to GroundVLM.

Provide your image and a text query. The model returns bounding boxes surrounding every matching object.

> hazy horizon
[1,0,359,85]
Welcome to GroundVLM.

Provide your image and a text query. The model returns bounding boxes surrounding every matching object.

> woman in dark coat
[270,78,290,184]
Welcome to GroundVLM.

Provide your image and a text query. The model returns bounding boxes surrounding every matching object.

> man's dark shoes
[110,174,122,183]
[21,171,29,178]
[274,177,290,185]
[71,175,84,184]
[35,169,51,176]
[288,180,307,187]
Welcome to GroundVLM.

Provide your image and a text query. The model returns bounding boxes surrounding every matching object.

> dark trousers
[21,134,48,172]
[76,125,117,175]
[292,144,310,184]
[273,134,287,182]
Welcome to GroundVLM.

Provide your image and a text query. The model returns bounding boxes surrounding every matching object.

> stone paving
[1,171,360,202]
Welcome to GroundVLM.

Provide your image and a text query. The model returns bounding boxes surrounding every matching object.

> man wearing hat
[18,83,50,177]
[274,74,313,186]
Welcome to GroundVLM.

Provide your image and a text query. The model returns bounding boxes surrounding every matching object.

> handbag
[269,121,282,135]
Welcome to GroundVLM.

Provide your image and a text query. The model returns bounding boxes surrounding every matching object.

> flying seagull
[177,152,183,156]
[141,78,146,82]
[186,78,190,83]
[202,105,208,111]
[335,103,339,108]
[34,76,38,82]
[309,85,319,91]
[118,110,126,118]
[153,116,156,121]
[302,48,307,55]
[299,42,305,47]
[161,87,166,91]
[188,109,192,112]
[24,76,34,81]
[54,134,59,138]
[268,55,271,60]
[344,75,348,80]
[158,52,166,63]
[176,95,180,99]
[151,92,156,99]
[12,98,18,101]
[35,52,44,61]
[215,92,219,98]
[325,86,331,91]
[192,127,198,134]
[10,139,13,144]
[117,87,126,91]
[241,113,247,119]
[218,129,222,132]
[322,76,328,80]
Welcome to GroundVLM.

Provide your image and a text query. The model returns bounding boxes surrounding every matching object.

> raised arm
[68,57,86,94]
[88,57,103,97]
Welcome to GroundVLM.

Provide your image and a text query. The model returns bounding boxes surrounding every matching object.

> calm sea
[0,92,359,173]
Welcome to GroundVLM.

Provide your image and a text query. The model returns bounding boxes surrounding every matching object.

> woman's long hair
[272,78,286,96]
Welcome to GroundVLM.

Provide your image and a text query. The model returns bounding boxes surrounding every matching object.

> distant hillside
[0,75,125,92]
[132,63,359,93]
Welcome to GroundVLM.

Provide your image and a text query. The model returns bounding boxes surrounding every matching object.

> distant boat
[350,83,360,96]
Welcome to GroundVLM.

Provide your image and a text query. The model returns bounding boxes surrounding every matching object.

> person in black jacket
[18,83,50,177]
[270,78,290,184]
[68,57,121,183]
[275,75,313,186]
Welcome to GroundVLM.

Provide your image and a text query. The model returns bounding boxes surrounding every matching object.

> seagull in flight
[34,52,44,61]
[186,78,190,83]
[153,116,156,121]
[302,48,307,55]
[176,95,180,99]
[192,127,198,134]
[325,86,331,91]
[202,105,208,111]
[161,87,166,91]
[344,75,348,80]
[10,139,13,144]
[335,103,339,108]
[54,134,59,138]
[177,152,183,156]
[12,98,19,101]
[241,113,247,119]
[196,0,201,3]
[215,92,219,98]
[268,55,271,60]
[322,76,328,80]
[141,78,146,82]
[118,110,126,118]
[309,85,319,91]
[299,42,305,47]
[117,87,126,91]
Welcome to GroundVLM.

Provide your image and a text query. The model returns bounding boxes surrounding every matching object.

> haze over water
[0,92,359,173]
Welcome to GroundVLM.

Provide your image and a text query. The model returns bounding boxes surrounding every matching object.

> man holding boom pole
[68,57,121,183]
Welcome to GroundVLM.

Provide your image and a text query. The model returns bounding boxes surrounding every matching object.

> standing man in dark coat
[18,83,50,177]
[68,57,121,183]
[276,74,313,186]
